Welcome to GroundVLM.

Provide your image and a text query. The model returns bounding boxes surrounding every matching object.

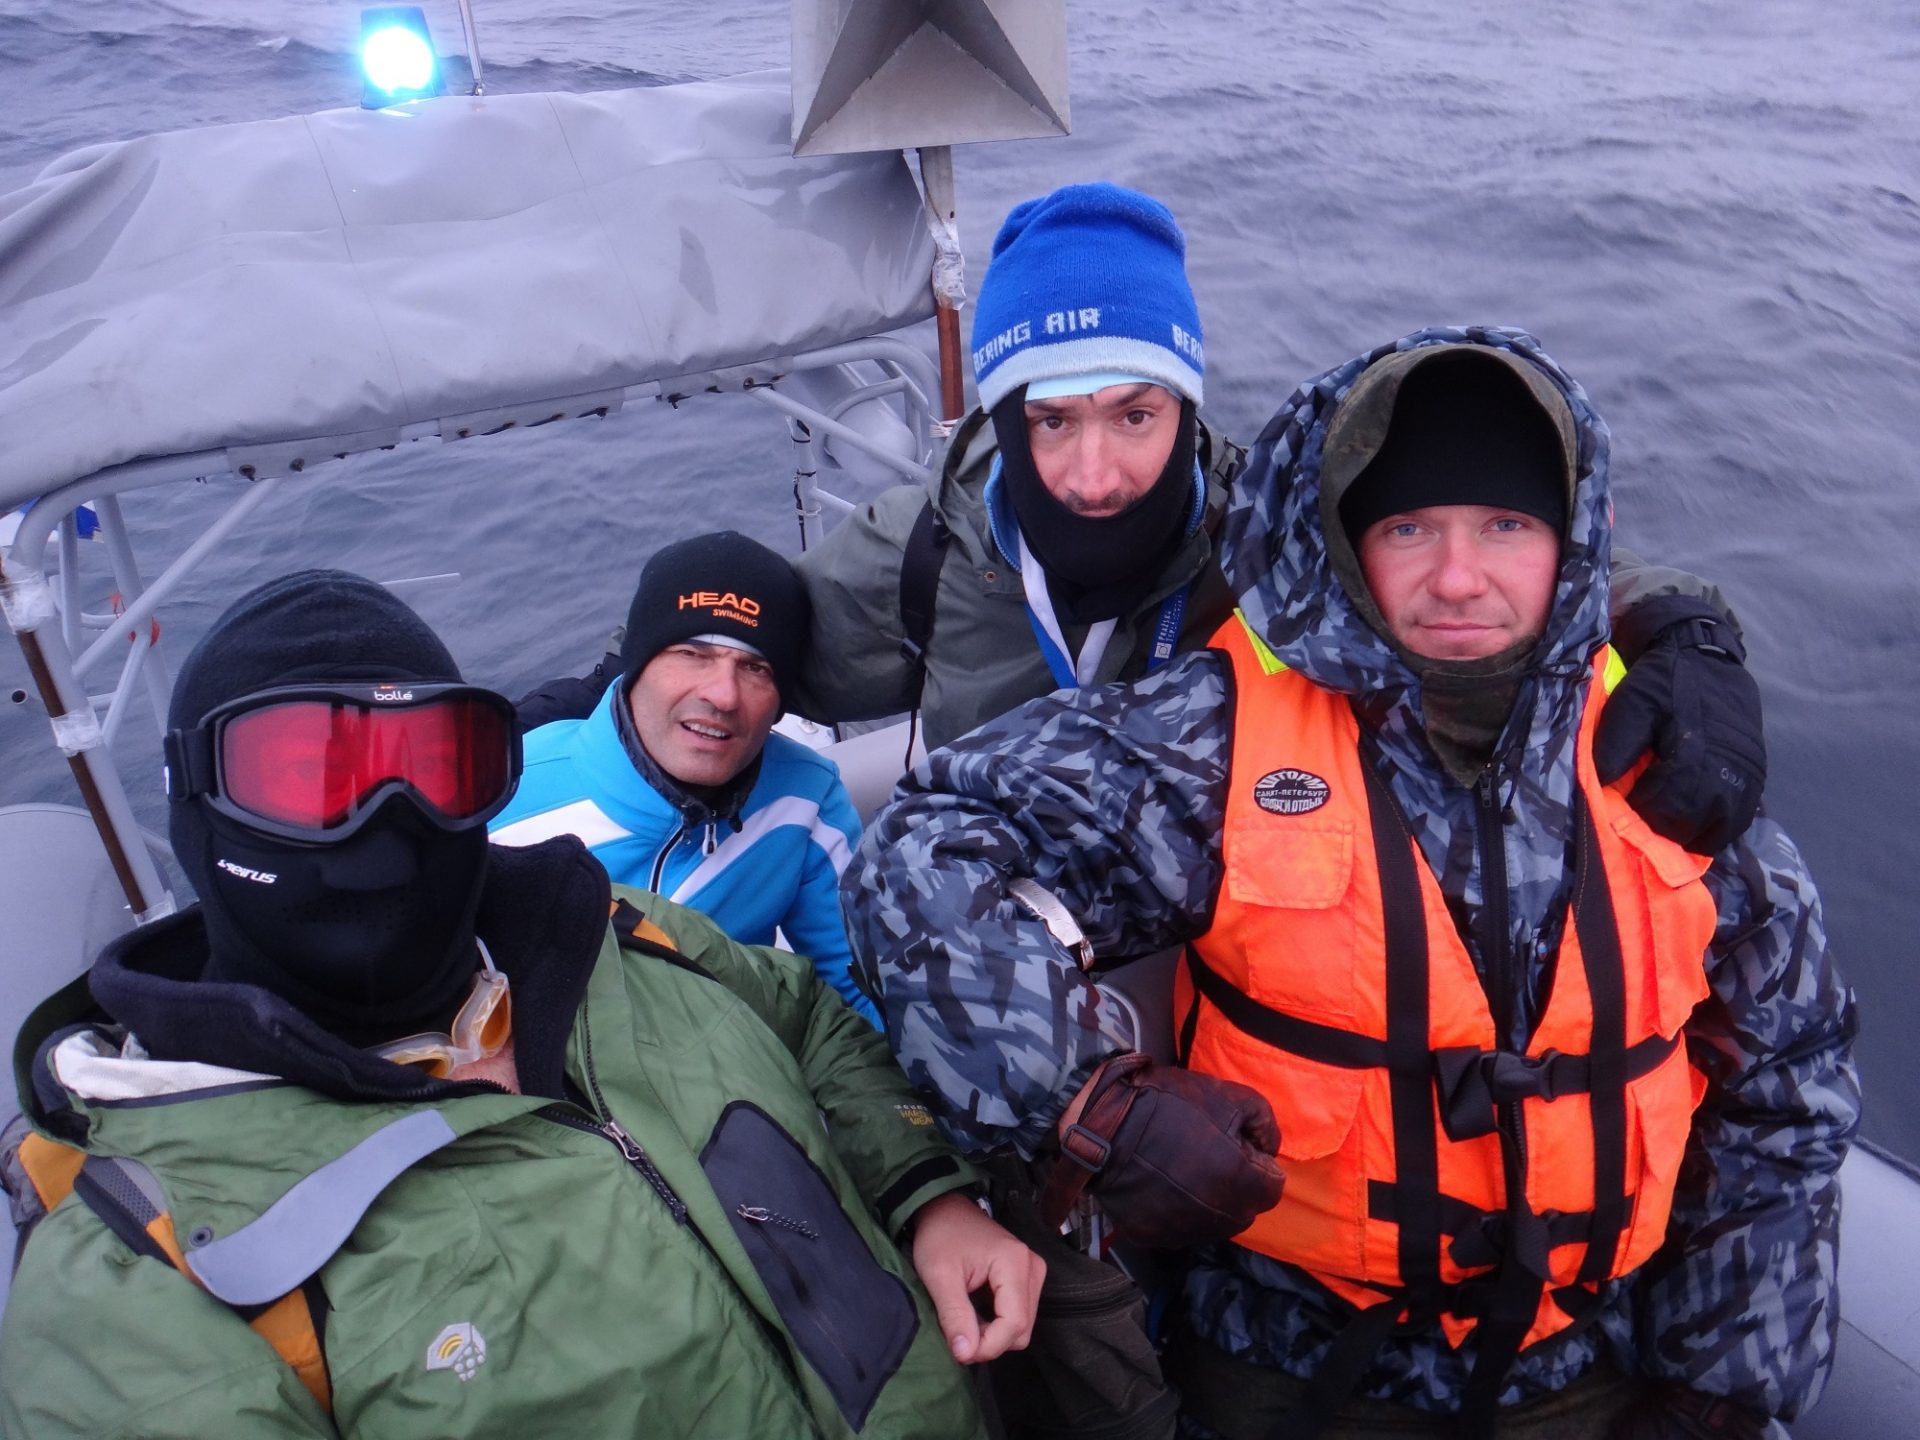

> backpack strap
[897,497,951,679]
[11,1135,333,1413]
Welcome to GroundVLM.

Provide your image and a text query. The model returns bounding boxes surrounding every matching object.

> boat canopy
[0,70,936,512]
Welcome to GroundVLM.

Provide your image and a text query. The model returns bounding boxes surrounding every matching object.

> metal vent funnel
[791,0,1069,157]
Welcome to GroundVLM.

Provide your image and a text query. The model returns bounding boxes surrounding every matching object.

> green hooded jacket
[0,840,985,1439]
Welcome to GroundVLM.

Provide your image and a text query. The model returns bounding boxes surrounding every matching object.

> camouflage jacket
[842,328,1858,1420]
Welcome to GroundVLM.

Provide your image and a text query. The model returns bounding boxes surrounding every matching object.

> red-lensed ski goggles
[164,683,522,842]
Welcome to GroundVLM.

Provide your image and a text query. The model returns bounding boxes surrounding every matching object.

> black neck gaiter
[181,793,488,1047]
[990,393,1199,624]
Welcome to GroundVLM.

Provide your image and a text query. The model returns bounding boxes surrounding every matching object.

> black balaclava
[168,569,488,1046]
[989,390,1199,625]
[1318,347,1576,783]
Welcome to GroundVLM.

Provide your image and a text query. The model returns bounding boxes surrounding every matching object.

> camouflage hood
[1220,324,1612,723]
[1222,326,1617,1042]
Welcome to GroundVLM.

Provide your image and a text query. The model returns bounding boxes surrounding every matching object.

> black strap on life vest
[898,497,951,678]
[1430,1033,1676,1144]
[1272,765,1445,1439]
[1369,764,1445,1305]
[1450,792,1634,1437]
[1569,797,1632,1285]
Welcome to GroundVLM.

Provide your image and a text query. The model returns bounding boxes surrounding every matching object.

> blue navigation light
[359,7,445,108]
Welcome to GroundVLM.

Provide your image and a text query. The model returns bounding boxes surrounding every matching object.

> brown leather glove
[1606,1383,1771,1440]
[1040,1053,1284,1248]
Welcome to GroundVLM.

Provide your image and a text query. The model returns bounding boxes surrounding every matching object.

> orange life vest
[1182,618,1716,1366]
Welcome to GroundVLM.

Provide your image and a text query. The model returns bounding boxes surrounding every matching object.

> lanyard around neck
[1018,529,1117,688]
[1014,529,1196,691]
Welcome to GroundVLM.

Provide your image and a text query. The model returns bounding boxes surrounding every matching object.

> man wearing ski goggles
[164,681,522,842]
[164,678,524,1080]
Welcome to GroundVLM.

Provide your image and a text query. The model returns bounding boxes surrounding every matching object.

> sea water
[1,0,1915,1154]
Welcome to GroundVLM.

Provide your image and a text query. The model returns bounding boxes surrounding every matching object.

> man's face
[1356,505,1560,660]
[1023,382,1181,516]
[627,641,780,787]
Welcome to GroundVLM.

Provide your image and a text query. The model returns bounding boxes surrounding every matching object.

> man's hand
[909,1191,1046,1365]
[1043,1053,1283,1249]
[1606,1383,1772,1439]
[1595,603,1765,856]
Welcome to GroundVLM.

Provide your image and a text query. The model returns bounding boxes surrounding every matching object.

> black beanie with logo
[617,532,810,704]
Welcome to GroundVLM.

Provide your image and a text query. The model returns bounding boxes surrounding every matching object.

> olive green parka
[0,839,986,1439]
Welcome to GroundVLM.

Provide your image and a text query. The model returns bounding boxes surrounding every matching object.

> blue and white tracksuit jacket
[492,685,878,1027]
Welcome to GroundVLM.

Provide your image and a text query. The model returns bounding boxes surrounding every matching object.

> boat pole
[454,0,487,95]
[917,146,966,425]
[0,546,168,919]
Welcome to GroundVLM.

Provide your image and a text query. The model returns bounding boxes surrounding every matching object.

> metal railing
[1,337,940,920]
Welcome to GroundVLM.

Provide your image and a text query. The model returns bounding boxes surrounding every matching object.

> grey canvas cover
[0,71,935,511]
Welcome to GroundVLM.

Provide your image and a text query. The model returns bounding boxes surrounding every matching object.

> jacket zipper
[512,987,823,1413]
[737,1205,818,1239]
[1474,767,1515,1048]
[648,821,689,893]
[537,997,687,1223]
[1477,765,1539,1263]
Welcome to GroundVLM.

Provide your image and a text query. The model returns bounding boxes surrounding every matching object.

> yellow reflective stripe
[1232,609,1289,677]
[1602,645,1626,693]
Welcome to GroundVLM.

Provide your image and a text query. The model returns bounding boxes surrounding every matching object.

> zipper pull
[703,820,718,856]
[736,1204,818,1239]
[600,1117,645,1164]
[600,1117,689,1224]
[1477,767,1517,825]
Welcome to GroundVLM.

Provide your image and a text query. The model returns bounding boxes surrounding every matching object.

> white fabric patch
[53,1029,276,1101]
[490,797,633,850]
[687,633,766,658]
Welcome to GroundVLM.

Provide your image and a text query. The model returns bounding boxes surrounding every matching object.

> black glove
[1040,1053,1284,1249]
[1606,1382,1770,1439]
[1594,599,1765,856]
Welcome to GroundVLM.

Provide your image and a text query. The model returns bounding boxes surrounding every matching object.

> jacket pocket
[1221,813,1359,1024]
[1608,809,1715,1037]
[1187,1022,1369,1279]
[1618,1053,1708,1271]
[699,1101,918,1431]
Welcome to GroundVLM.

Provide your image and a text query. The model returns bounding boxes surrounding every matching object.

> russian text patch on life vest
[1253,769,1330,815]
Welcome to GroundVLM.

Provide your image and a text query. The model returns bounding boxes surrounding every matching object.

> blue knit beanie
[970,182,1205,413]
